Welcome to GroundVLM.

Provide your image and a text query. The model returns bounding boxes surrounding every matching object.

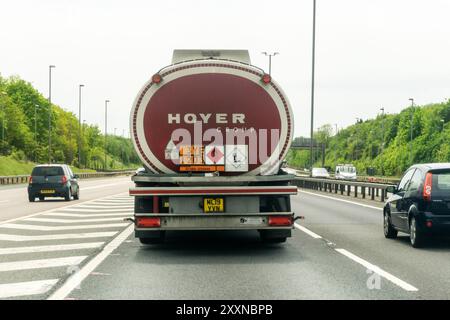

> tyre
[28,195,35,202]
[410,216,425,248]
[139,237,165,245]
[383,210,397,239]
[73,189,79,200]
[64,188,72,201]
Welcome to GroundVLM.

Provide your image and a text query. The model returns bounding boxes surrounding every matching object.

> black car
[384,163,450,248]
[28,164,80,202]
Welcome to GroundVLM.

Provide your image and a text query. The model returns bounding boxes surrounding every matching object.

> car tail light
[268,216,293,226]
[423,172,433,201]
[29,176,32,184]
[61,176,67,184]
[261,74,271,84]
[136,217,161,228]
[426,221,433,228]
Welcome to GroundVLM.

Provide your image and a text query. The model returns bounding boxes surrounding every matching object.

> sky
[1,0,450,138]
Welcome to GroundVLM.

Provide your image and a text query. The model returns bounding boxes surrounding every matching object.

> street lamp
[48,65,55,164]
[440,119,445,131]
[78,84,84,167]
[104,99,110,170]
[34,104,39,162]
[409,98,414,165]
[261,52,279,76]
[309,0,317,175]
[1,91,7,149]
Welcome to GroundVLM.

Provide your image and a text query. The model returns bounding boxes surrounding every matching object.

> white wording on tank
[167,113,245,124]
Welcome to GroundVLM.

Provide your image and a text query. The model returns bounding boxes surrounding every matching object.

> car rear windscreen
[432,171,450,198]
[32,166,64,176]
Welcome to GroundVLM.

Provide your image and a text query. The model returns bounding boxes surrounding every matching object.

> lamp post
[440,119,445,131]
[48,65,55,163]
[104,100,110,170]
[78,84,84,167]
[34,104,39,161]
[409,98,414,165]
[261,52,279,75]
[1,91,6,149]
[309,0,317,175]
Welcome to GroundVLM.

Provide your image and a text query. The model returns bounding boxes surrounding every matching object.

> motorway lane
[0,176,133,223]
[294,190,450,299]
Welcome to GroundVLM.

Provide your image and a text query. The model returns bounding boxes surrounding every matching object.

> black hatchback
[28,164,80,202]
[384,163,450,248]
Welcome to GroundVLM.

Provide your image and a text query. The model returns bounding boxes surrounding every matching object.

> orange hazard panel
[179,145,204,165]
[179,165,225,172]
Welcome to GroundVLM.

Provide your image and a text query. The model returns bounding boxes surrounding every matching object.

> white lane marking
[93,200,133,204]
[82,182,131,191]
[0,231,117,241]
[74,205,133,209]
[0,279,59,299]
[0,242,104,255]
[25,217,126,223]
[60,207,132,212]
[44,212,131,218]
[0,256,87,272]
[0,192,128,225]
[294,223,322,239]
[0,200,9,203]
[294,224,419,292]
[335,248,419,292]
[48,224,134,300]
[0,222,129,231]
[298,190,383,211]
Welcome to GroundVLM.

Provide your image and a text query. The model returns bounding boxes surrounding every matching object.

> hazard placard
[205,146,225,165]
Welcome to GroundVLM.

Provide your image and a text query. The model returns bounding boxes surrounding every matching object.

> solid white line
[0,192,128,225]
[0,231,117,241]
[60,207,132,213]
[0,279,59,299]
[298,190,383,211]
[0,242,104,255]
[25,217,126,223]
[44,212,131,218]
[0,256,87,272]
[93,200,133,203]
[294,223,322,239]
[0,222,129,231]
[48,224,134,300]
[74,205,133,209]
[335,248,418,292]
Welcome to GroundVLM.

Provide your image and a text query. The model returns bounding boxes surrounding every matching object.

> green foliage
[0,74,140,171]
[288,100,450,176]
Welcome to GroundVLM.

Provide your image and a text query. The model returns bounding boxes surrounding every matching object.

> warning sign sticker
[205,146,225,165]
[225,145,248,172]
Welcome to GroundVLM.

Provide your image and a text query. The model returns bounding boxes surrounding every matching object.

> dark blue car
[28,164,80,202]
[384,163,450,248]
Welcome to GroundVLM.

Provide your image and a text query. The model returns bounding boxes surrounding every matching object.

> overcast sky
[1,0,449,138]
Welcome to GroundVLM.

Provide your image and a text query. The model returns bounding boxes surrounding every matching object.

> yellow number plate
[41,189,55,194]
[203,198,224,213]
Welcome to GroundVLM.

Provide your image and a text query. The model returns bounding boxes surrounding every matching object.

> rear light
[29,176,32,184]
[152,74,162,84]
[61,176,67,184]
[268,216,293,226]
[426,221,433,228]
[423,172,433,201]
[261,74,271,84]
[136,217,161,228]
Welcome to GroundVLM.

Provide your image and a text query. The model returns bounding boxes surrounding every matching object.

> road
[1,183,450,299]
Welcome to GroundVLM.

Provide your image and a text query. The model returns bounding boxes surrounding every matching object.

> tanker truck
[129,50,298,244]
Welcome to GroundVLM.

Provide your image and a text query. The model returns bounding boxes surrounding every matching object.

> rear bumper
[420,213,450,234]
[28,185,68,197]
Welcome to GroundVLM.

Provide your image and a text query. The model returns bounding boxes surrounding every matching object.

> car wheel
[383,211,397,239]
[65,188,72,201]
[28,195,35,202]
[73,189,79,200]
[410,217,425,248]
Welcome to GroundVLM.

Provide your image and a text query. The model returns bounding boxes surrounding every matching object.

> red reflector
[423,172,433,201]
[268,216,293,226]
[29,176,33,184]
[426,221,433,228]
[261,74,271,84]
[61,176,67,184]
[137,217,161,228]
[152,74,162,84]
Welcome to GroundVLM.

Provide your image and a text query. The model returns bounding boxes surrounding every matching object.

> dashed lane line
[25,217,126,224]
[43,212,131,218]
[294,224,418,292]
[0,242,104,255]
[60,208,132,213]
[297,190,383,211]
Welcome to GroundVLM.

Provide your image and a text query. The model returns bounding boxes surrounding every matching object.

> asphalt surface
[2,183,450,300]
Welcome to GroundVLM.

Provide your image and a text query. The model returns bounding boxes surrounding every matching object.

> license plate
[41,189,55,194]
[203,198,224,213]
